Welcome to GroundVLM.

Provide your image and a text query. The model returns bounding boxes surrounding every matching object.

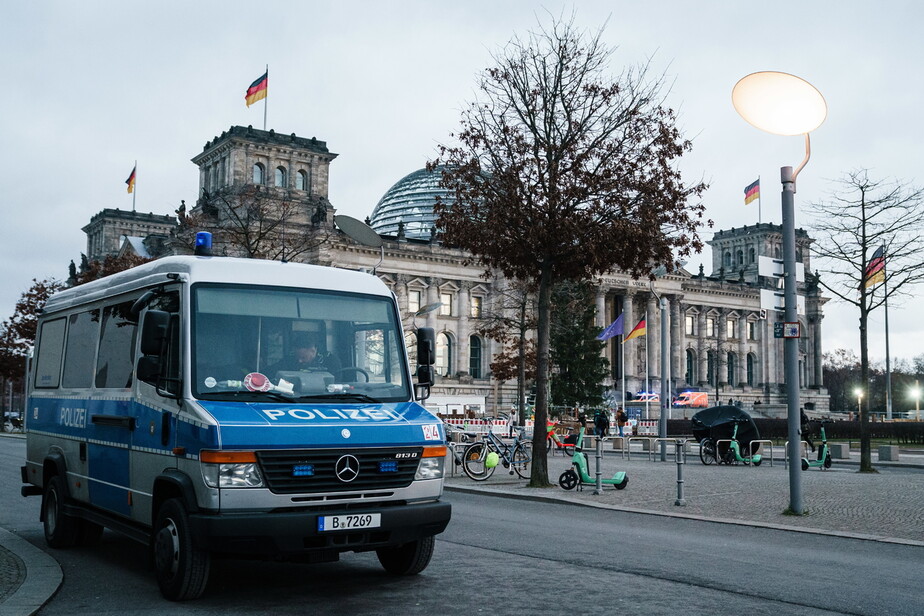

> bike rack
[783,440,810,469]
[650,437,684,462]
[749,439,774,466]
[446,442,466,477]
[625,436,654,460]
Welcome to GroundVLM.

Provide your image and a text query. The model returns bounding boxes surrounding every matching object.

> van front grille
[256,447,421,494]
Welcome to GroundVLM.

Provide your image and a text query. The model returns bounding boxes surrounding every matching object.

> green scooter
[801,419,833,471]
[719,418,762,466]
[558,427,629,491]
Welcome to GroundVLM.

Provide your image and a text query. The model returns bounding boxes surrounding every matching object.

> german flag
[125,165,136,194]
[245,71,268,107]
[864,245,885,288]
[623,318,647,343]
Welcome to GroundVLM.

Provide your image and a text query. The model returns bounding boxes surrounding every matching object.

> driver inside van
[268,332,340,375]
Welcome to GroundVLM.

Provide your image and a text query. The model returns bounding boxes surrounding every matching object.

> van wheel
[376,535,434,576]
[43,475,79,548]
[153,498,210,601]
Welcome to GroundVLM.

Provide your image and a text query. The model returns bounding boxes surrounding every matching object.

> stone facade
[84,125,829,417]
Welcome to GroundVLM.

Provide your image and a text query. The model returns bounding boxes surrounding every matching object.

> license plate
[317,513,382,532]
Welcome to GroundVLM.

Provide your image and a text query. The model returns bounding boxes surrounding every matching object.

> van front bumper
[188,501,451,556]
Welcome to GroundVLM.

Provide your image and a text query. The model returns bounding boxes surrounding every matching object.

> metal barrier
[446,442,466,478]
[650,437,684,462]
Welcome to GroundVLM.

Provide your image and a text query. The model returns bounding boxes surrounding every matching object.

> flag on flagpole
[864,245,886,288]
[125,165,136,193]
[744,179,760,205]
[245,71,268,107]
[623,318,646,343]
[596,314,625,341]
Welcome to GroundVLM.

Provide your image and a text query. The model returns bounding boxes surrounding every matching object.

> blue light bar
[292,464,315,477]
[378,461,399,473]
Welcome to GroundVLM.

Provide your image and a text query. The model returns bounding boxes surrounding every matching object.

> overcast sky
[2,1,922,371]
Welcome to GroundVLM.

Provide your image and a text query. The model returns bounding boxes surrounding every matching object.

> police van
[21,249,450,600]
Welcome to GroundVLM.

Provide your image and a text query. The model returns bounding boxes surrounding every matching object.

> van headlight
[201,462,265,488]
[415,447,446,480]
[200,450,264,488]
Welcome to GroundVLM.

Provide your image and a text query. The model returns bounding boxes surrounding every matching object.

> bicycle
[462,428,532,481]
[546,422,577,456]
[444,424,478,471]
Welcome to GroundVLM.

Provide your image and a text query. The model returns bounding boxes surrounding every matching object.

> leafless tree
[808,169,924,471]
[430,16,708,485]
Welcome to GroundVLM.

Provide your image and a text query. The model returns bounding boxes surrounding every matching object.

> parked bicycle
[445,423,478,470]
[546,422,577,456]
[462,427,532,481]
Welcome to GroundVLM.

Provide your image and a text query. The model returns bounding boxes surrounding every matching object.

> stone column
[425,278,439,330]
[670,295,683,392]
[717,310,728,389]
[457,282,471,376]
[647,294,659,388]
[623,292,636,384]
[697,310,708,387]
[738,316,748,387]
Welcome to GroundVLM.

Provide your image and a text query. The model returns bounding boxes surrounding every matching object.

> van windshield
[191,284,411,403]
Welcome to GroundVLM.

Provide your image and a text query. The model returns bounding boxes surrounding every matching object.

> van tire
[376,535,434,576]
[152,498,210,601]
[43,475,79,549]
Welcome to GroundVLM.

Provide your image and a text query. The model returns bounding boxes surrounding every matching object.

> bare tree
[808,169,924,471]
[430,16,708,485]
[174,186,329,261]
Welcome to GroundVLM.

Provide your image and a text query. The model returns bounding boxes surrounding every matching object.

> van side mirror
[136,356,161,382]
[417,327,435,366]
[140,310,169,356]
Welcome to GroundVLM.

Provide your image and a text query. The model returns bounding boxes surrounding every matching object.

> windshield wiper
[296,393,380,403]
[200,390,294,403]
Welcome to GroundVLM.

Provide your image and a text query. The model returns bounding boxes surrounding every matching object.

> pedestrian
[616,407,628,438]
[800,407,816,452]
[507,408,517,437]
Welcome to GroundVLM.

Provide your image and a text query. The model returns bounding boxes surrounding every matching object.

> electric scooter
[801,419,833,471]
[558,428,628,491]
[719,418,763,466]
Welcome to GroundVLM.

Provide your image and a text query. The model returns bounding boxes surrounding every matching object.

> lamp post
[912,381,920,421]
[733,72,827,515]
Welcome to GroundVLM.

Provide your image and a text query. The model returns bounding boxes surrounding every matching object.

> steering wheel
[336,367,370,382]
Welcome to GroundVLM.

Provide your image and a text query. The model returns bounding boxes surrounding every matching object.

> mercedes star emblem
[335,455,360,482]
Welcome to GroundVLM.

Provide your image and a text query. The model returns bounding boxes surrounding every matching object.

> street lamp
[733,72,827,515]
[855,387,863,418]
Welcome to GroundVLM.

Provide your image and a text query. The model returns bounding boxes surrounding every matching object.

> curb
[445,483,924,548]
[0,528,62,616]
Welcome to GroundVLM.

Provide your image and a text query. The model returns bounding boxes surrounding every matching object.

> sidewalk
[445,442,924,546]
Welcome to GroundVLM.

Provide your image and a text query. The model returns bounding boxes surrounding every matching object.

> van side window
[140,291,181,396]
[34,318,67,389]
[62,310,99,389]
[95,301,138,389]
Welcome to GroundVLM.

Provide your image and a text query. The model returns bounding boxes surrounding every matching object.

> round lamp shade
[732,72,827,136]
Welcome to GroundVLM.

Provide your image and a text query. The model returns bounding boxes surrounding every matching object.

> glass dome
[369,168,453,240]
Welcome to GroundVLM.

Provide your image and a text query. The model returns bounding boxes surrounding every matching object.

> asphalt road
[3,436,923,615]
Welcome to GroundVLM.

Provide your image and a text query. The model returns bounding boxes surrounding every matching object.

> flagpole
[263,64,268,131]
[757,175,761,223]
[132,160,137,212]
[644,308,650,420]
[884,248,892,420]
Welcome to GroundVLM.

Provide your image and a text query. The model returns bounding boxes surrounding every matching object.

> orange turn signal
[200,450,257,464]
[422,446,447,458]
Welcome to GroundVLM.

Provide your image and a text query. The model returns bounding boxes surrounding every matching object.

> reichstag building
[80,125,830,417]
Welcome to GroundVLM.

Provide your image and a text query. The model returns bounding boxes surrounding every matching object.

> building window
[471,296,483,318]
[436,332,452,377]
[685,348,696,384]
[296,169,309,191]
[275,166,287,187]
[253,163,265,185]
[726,318,737,339]
[707,351,716,387]
[408,290,421,314]
[469,336,482,378]
[736,250,744,265]
[685,315,696,336]
[706,318,716,337]
[747,321,757,340]
[748,247,756,264]
[727,352,737,386]
[724,252,731,267]
[747,353,756,387]
[439,292,453,316]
